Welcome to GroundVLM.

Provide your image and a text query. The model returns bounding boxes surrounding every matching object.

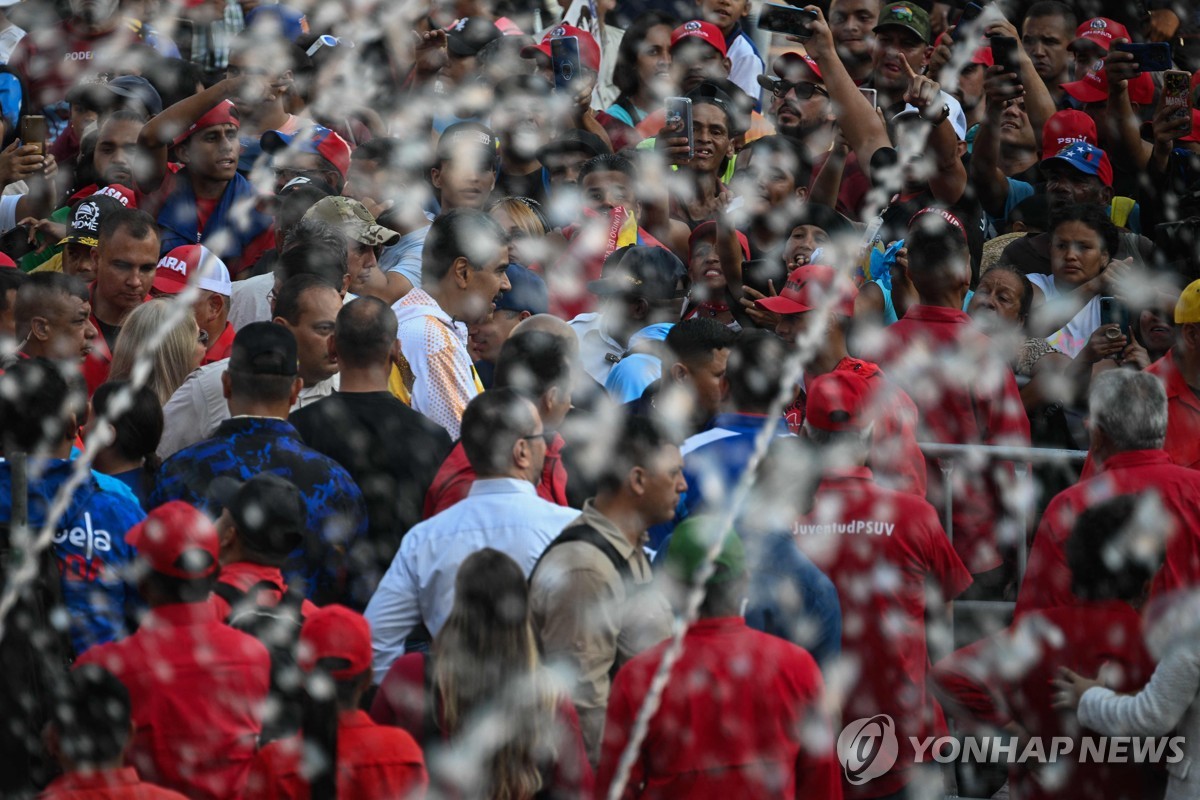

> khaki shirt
[529,500,672,764]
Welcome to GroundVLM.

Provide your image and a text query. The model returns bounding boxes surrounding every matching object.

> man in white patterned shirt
[392,209,509,439]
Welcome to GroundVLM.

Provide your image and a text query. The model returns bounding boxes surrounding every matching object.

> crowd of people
[0,0,1199,796]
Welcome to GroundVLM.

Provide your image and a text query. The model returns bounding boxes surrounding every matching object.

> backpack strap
[214,578,290,623]
[532,523,634,586]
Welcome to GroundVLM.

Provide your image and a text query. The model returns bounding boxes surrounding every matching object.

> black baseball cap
[436,121,497,168]
[446,17,503,57]
[537,129,611,162]
[229,322,298,376]
[209,473,305,556]
[588,245,688,300]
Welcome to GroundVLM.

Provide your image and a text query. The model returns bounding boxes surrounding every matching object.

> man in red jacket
[596,516,842,799]
[75,501,271,800]
[1017,369,1200,616]
[1144,277,1200,471]
[934,494,1165,800]
[795,370,972,800]
[755,261,926,496]
[869,209,1030,581]
[425,327,574,516]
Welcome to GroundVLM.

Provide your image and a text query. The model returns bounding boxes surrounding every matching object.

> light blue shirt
[379,219,433,291]
[364,478,579,682]
[603,322,674,404]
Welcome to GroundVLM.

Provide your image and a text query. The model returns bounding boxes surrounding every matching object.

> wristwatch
[922,103,951,125]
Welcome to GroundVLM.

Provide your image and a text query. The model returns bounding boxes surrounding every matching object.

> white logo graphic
[73,201,100,231]
[1090,18,1107,29]
[553,26,566,36]
[53,512,113,560]
[684,20,702,31]
[838,715,899,786]
[157,255,189,275]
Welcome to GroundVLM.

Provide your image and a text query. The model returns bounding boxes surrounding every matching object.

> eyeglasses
[760,76,829,100]
[520,431,552,445]
[198,329,210,346]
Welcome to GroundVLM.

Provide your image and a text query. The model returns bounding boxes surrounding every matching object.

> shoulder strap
[533,523,634,585]
[214,579,290,623]
[212,580,246,617]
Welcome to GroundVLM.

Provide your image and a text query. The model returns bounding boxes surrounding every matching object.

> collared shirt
[570,312,626,388]
[392,289,478,439]
[365,478,579,682]
[75,603,271,800]
[1148,348,1200,470]
[1018,449,1200,616]
[596,617,841,799]
[604,322,674,404]
[38,766,188,799]
[379,218,433,291]
[151,417,368,606]
[529,500,673,763]
[201,321,235,365]
[246,709,428,800]
[157,356,337,459]
[423,432,569,518]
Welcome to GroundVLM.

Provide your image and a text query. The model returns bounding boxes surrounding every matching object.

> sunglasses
[758,75,829,100]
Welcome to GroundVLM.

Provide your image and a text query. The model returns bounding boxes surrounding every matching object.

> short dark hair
[0,267,27,314]
[274,273,339,326]
[15,273,90,341]
[727,330,788,412]
[577,153,638,186]
[906,214,971,291]
[334,296,397,369]
[52,665,132,767]
[97,206,158,246]
[1068,494,1163,602]
[666,318,737,367]
[280,217,348,285]
[91,381,164,463]
[743,135,812,189]
[1024,0,1076,28]
[420,209,506,285]
[597,415,677,494]
[1049,204,1120,258]
[493,330,572,400]
[460,388,539,476]
[0,358,85,453]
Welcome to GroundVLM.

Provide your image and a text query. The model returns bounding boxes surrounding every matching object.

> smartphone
[950,2,984,42]
[859,87,877,107]
[757,3,819,39]
[1099,296,1128,331]
[20,115,47,156]
[665,96,693,159]
[1111,42,1173,73]
[989,35,1020,75]
[1164,69,1192,134]
[550,35,582,91]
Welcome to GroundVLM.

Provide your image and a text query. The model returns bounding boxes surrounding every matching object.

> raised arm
[970,66,1025,219]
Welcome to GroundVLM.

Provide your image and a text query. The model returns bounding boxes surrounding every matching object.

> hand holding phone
[1111,42,1173,73]
[664,96,694,161]
[989,35,1020,76]
[757,3,819,39]
[950,2,984,43]
[1162,69,1193,136]
[550,36,582,91]
[20,115,47,157]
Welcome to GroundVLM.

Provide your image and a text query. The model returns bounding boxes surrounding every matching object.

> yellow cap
[1175,279,1200,324]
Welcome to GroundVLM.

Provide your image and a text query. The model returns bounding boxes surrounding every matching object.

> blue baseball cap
[260,124,352,180]
[494,263,548,314]
[1040,141,1112,187]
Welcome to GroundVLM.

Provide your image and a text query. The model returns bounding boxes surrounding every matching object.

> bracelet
[921,104,951,125]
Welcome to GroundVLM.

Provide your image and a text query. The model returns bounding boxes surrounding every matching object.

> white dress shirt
[365,477,579,682]
[157,358,338,459]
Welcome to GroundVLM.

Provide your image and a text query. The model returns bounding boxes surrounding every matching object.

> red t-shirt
[596,616,842,800]
[75,603,271,800]
[203,322,235,366]
[10,20,131,108]
[1017,449,1200,617]
[246,710,428,800]
[871,304,1031,573]
[786,355,926,497]
[810,150,870,222]
[793,467,973,799]
[933,603,1163,800]
[423,432,569,518]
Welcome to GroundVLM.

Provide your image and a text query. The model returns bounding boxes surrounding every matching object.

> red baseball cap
[1041,109,1097,156]
[127,501,219,580]
[970,46,993,67]
[154,244,233,297]
[775,51,822,81]
[1061,66,1154,105]
[261,125,352,181]
[521,24,601,72]
[1069,18,1130,53]
[174,100,239,146]
[805,371,873,433]
[0,252,16,269]
[299,604,372,679]
[908,206,968,244]
[755,264,857,317]
[91,183,137,208]
[670,20,728,57]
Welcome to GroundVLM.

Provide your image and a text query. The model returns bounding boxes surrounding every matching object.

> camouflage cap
[303,196,401,248]
[874,1,931,44]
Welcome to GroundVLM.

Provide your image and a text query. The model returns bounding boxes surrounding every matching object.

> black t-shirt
[289,391,453,575]
[94,317,121,351]
[491,167,547,207]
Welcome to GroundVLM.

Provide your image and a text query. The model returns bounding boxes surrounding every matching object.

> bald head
[334,296,398,369]
[512,313,579,360]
